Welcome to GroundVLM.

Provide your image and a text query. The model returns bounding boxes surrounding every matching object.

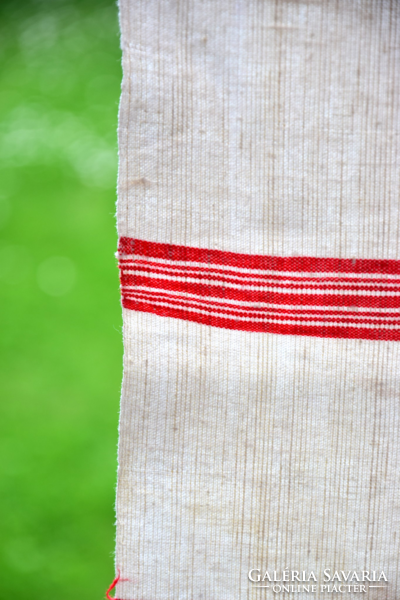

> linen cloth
[115,2,400,599]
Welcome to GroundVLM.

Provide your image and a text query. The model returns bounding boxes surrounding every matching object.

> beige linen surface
[116,2,400,599]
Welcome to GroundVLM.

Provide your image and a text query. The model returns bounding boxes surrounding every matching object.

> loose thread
[106,569,128,600]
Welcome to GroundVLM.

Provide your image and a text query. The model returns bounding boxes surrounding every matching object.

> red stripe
[119,237,400,275]
[123,290,400,322]
[118,238,400,340]
[123,296,400,326]
[120,274,400,309]
[119,258,400,285]
[122,298,400,341]
[119,263,400,291]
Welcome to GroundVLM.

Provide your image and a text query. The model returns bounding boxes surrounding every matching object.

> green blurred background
[0,0,122,597]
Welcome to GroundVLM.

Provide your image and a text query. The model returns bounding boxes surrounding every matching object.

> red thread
[118,238,400,341]
[106,571,120,600]
[106,569,128,600]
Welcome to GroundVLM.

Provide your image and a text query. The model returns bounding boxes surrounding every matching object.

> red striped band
[118,237,400,341]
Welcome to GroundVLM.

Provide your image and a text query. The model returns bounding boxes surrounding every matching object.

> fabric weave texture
[115,2,400,599]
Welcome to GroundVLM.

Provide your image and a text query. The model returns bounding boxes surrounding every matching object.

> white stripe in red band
[118,238,400,341]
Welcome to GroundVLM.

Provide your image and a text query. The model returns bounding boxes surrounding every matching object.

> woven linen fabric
[115,2,400,600]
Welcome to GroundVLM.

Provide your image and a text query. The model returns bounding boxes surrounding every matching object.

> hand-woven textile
[115,2,400,599]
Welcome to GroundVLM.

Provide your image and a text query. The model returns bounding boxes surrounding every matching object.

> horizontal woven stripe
[118,238,400,340]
